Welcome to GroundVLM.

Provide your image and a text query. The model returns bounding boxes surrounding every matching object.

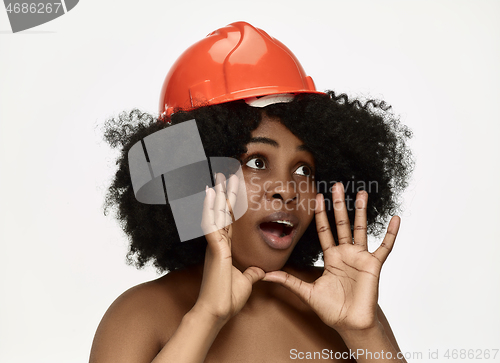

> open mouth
[258,219,296,250]
[259,220,294,238]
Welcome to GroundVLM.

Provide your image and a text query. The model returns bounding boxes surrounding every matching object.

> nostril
[271,193,298,203]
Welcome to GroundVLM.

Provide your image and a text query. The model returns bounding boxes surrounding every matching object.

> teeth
[275,220,294,228]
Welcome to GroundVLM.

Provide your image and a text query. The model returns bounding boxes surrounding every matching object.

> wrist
[336,321,385,344]
[188,304,228,332]
[152,303,226,362]
[336,323,406,362]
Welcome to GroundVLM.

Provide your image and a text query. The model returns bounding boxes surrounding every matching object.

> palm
[264,183,400,332]
[308,245,382,330]
[198,174,264,323]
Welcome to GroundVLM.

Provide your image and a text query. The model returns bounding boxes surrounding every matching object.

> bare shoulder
[89,266,202,363]
[105,266,202,321]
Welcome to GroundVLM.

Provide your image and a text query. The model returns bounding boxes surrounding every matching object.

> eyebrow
[248,137,279,147]
[248,137,311,153]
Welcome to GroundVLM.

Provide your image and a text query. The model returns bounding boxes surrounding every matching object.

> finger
[353,191,368,249]
[332,183,352,245]
[263,271,313,304]
[201,186,217,236]
[242,266,266,285]
[201,186,230,256]
[213,173,228,230]
[226,174,239,224]
[232,266,266,308]
[315,193,335,254]
[223,178,232,229]
[373,216,400,263]
[226,174,239,223]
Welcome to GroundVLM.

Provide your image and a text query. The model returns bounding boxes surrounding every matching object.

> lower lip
[258,226,295,250]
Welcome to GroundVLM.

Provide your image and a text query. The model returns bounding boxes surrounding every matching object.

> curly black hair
[103,92,413,272]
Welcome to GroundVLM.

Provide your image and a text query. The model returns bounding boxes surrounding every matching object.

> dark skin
[90,117,404,362]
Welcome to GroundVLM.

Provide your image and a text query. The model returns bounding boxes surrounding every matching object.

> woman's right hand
[196,173,265,326]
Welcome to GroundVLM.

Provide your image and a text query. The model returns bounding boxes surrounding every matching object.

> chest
[205,303,355,362]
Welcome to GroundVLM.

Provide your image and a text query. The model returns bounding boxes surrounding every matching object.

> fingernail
[205,185,209,194]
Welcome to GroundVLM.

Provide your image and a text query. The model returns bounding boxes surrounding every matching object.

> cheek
[300,194,317,224]
[296,178,316,195]
[297,179,317,215]
[243,175,265,210]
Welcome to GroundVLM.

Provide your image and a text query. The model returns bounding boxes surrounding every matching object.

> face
[230,115,317,272]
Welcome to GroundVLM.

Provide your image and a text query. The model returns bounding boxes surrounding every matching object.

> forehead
[249,116,304,148]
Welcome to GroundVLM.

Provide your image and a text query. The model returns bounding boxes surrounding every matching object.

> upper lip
[258,211,299,228]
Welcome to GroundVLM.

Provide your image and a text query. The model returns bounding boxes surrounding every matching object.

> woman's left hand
[263,182,400,335]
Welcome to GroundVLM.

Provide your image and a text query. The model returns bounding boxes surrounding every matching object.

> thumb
[232,266,266,306]
[263,271,313,302]
[242,266,266,285]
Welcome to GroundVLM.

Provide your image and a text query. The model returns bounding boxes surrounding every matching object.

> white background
[1,1,499,362]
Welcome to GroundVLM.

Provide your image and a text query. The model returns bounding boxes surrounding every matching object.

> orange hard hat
[159,21,324,118]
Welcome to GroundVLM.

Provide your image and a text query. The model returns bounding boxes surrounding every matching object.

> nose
[265,179,298,204]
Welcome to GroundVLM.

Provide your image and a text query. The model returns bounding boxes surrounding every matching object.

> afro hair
[103,92,413,272]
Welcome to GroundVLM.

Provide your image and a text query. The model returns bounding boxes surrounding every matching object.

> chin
[232,246,295,273]
[231,224,305,272]
[256,259,289,273]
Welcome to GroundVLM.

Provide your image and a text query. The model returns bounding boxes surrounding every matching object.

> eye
[294,165,313,177]
[246,157,267,170]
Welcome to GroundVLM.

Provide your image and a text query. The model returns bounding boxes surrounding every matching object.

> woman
[90,22,413,362]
